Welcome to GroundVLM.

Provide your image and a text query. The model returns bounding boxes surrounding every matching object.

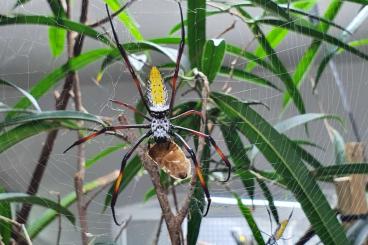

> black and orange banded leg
[170,110,203,122]
[105,4,150,112]
[110,99,151,121]
[173,132,211,217]
[63,124,150,153]
[111,131,152,225]
[173,125,232,182]
[169,1,185,116]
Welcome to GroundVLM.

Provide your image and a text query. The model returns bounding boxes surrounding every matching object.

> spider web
[0,0,368,244]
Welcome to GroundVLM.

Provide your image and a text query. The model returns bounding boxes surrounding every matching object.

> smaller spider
[64,2,231,225]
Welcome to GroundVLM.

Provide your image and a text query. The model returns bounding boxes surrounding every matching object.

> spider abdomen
[151,118,170,143]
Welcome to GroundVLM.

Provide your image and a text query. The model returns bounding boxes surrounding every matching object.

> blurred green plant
[1,0,368,244]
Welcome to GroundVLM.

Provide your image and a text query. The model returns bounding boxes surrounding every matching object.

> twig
[216,20,236,38]
[83,185,109,210]
[73,1,90,244]
[49,191,62,245]
[89,0,136,28]
[152,213,164,245]
[114,216,132,243]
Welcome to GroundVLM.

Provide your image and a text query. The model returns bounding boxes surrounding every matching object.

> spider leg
[172,132,211,217]
[105,4,150,112]
[173,125,231,182]
[168,1,185,116]
[63,124,150,153]
[170,110,203,122]
[110,99,151,121]
[112,130,152,225]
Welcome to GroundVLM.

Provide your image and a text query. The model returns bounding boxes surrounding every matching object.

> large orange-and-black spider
[64,2,231,226]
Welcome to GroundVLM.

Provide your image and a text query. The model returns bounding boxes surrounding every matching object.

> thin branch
[114,216,132,243]
[49,191,62,245]
[152,213,164,245]
[83,185,109,210]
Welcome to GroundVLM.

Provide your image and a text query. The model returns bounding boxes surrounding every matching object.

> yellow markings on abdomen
[149,66,166,106]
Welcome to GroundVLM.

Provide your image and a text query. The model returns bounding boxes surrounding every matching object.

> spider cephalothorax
[64,2,232,226]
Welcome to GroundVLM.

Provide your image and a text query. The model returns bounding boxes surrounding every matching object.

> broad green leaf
[0,15,111,46]
[211,92,349,244]
[48,27,66,57]
[237,8,306,114]
[221,126,255,200]
[312,163,368,181]
[103,155,142,211]
[219,66,281,91]
[188,0,206,68]
[0,121,78,153]
[1,110,106,128]
[201,39,226,82]
[28,173,117,238]
[0,187,11,245]
[0,79,41,112]
[0,193,75,225]
[257,178,279,224]
[7,48,113,118]
[105,0,144,41]
[86,143,127,169]
[233,193,265,245]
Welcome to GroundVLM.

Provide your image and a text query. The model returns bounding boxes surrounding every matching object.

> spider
[64,2,231,226]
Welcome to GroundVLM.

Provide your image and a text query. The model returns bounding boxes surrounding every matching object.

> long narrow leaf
[0,187,11,245]
[188,0,206,68]
[28,172,118,238]
[48,27,66,57]
[1,110,106,128]
[312,163,368,180]
[0,193,75,225]
[201,39,226,83]
[233,193,265,245]
[0,79,41,112]
[211,92,349,244]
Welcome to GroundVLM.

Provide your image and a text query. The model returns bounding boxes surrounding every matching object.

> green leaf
[233,192,265,245]
[211,92,349,245]
[219,66,281,91]
[1,110,106,128]
[28,173,116,238]
[277,0,341,107]
[86,143,127,169]
[188,0,206,68]
[220,126,255,200]
[0,187,11,245]
[314,6,368,90]
[251,0,290,20]
[6,48,113,118]
[187,144,210,245]
[226,43,276,74]
[0,193,75,225]
[0,121,78,153]
[274,113,343,132]
[0,15,111,46]
[201,39,226,82]
[245,28,288,72]
[0,78,41,112]
[330,127,346,165]
[13,0,32,9]
[143,187,156,203]
[236,8,305,114]
[48,27,66,57]
[46,0,66,18]
[257,179,279,224]
[105,0,144,41]
[312,163,368,181]
[103,156,142,211]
